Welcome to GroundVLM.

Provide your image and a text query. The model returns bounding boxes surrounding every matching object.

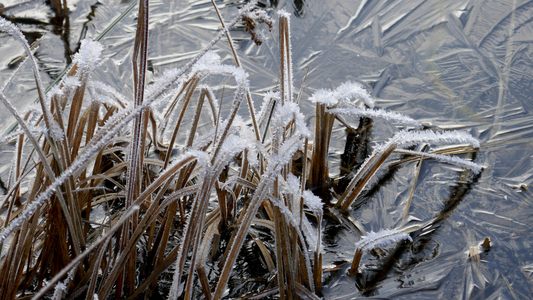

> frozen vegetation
[0,1,482,299]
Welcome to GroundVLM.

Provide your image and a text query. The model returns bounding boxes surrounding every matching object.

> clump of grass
[0,1,482,299]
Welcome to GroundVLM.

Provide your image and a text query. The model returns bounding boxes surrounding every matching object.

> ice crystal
[391,130,480,149]
[246,9,274,25]
[355,228,412,253]
[213,133,257,176]
[48,85,64,99]
[144,68,181,101]
[257,90,279,127]
[0,2,485,298]
[395,148,482,174]
[266,194,316,291]
[191,51,222,73]
[52,262,79,300]
[270,101,310,144]
[309,88,336,106]
[301,214,318,249]
[328,106,422,128]
[230,116,260,166]
[277,9,291,18]
[0,17,26,44]
[147,0,258,104]
[48,120,65,142]
[0,130,23,147]
[51,282,67,300]
[309,81,374,108]
[334,81,373,108]
[303,190,323,217]
[283,173,302,206]
[255,30,269,44]
[189,52,249,115]
[90,80,129,108]
[62,76,82,92]
[72,39,105,77]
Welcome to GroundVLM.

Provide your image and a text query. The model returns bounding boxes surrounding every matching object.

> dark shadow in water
[49,11,73,65]
[1,0,103,78]
[336,117,373,195]
[0,178,6,195]
[268,0,279,8]
[292,0,305,18]
[76,2,103,54]
[226,235,273,298]
[355,156,481,295]
[342,147,420,212]
[0,16,48,26]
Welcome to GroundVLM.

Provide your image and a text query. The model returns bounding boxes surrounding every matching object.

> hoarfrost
[72,39,104,77]
[309,81,374,108]
[277,9,291,18]
[328,106,422,128]
[303,190,323,217]
[392,130,480,149]
[334,81,373,108]
[395,148,482,174]
[258,90,279,127]
[48,120,65,142]
[355,228,412,253]
[309,89,336,106]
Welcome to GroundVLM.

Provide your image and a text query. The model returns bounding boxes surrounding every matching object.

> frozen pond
[1,0,533,298]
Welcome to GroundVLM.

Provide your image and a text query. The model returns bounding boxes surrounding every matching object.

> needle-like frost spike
[350,228,412,274]
[303,190,323,217]
[328,106,422,128]
[394,148,482,174]
[355,228,413,253]
[310,81,374,108]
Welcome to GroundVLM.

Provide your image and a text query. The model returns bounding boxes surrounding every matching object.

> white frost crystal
[355,228,413,253]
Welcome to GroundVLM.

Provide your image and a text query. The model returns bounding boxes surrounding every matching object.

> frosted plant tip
[0,17,24,38]
[303,190,323,216]
[277,9,291,18]
[355,228,412,253]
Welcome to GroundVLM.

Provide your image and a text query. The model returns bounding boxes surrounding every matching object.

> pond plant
[0,0,482,299]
